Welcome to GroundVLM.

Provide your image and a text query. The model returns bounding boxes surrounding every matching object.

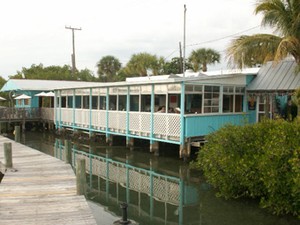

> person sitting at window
[157,106,166,113]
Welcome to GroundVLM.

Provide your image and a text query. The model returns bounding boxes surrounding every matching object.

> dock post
[76,158,86,195]
[4,142,12,168]
[64,140,72,164]
[14,126,21,143]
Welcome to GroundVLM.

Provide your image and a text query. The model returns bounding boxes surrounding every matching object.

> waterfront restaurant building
[54,69,259,158]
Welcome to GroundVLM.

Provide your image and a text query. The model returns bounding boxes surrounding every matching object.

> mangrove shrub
[193,119,300,217]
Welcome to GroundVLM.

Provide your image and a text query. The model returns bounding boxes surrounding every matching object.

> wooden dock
[0,136,97,225]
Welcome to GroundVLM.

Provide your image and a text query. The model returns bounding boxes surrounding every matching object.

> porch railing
[0,107,54,122]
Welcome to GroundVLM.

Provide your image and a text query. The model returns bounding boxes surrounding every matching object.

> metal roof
[247,60,300,92]
[0,79,101,92]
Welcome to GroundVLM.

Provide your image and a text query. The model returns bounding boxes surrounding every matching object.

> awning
[14,94,31,100]
[35,92,47,97]
[0,96,6,101]
[45,92,55,97]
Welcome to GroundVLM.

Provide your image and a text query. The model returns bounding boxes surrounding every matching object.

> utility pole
[183,4,187,77]
[65,26,82,77]
[179,42,183,74]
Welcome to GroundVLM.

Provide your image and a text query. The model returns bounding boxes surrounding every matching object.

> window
[99,96,106,110]
[118,95,127,111]
[75,96,81,109]
[204,86,220,113]
[130,95,139,111]
[223,86,234,113]
[83,96,89,109]
[61,96,66,108]
[109,95,117,110]
[67,96,73,108]
[92,96,98,109]
[141,95,151,112]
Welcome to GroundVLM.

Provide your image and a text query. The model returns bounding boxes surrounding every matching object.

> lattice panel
[91,158,107,177]
[91,110,106,129]
[140,113,151,134]
[108,111,126,131]
[61,109,73,125]
[166,114,181,139]
[81,109,90,128]
[129,113,140,132]
[153,177,180,204]
[153,114,180,139]
[153,114,167,136]
[108,163,126,183]
[128,169,150,192]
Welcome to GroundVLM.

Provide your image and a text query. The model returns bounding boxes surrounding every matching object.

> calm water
[12,131,299,225]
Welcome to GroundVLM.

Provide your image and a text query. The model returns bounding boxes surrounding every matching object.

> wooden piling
[64,139,72,164]
[76,158,86,195]
[14,125,20,143]
[4,142,12,168]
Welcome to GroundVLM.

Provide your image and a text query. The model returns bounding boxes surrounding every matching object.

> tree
[188,48,221,72]
[96,55,121,82]
[226,0,300,69]
[163,57,193,74]
[124,52,162,76]
[9,64,95,81]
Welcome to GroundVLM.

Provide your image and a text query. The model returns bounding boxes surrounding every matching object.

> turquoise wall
[185,113,251,137]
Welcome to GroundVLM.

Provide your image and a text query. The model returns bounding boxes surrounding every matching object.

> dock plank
[0,136,97,225]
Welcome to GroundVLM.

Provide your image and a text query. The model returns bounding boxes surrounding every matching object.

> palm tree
[188,48,221,72]
[226,0,300,69]
[125,52,161,76]
[96,55,121,82]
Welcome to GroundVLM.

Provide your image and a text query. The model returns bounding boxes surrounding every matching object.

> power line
[187,25,261,47]
[164,25,261,60]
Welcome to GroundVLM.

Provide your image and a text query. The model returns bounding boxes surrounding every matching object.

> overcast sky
[0,0,273,79]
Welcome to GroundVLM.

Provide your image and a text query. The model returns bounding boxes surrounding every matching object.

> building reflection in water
[54,139,199,225]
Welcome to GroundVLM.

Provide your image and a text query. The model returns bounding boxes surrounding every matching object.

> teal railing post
[105,87,110,142]
[89,88,92,133]
[150,84,155,145]
[179,180,184,225]
[126,86,130,143]
[180,82,185,147]
[73,89,75,128]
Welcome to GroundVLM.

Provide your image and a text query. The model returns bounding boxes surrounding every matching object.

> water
[12,131,299,225]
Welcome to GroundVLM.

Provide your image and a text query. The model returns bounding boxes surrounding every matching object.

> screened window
[204,86,220,113]
[92,96,98,109]
[61,96,66,108]
[130,95,139,111]
[118,95,127,111]
[83,96,89,109]
[67,96,73,108]
[99,96,106,110]
[75,96,81,109]
[109,95,117,110]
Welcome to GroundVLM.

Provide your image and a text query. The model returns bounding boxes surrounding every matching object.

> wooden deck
[0,136,97,225]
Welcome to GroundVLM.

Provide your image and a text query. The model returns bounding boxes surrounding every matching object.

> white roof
[1,79,101,92]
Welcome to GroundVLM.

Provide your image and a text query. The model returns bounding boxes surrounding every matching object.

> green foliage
[188,48,221,72]
[96,55,122,82]
[226,0,300,68]
[193,119,300,217]
[124,52,163,76]
[9,64,96,81]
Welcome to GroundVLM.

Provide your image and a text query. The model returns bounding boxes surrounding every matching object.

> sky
[0,0,273,79]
